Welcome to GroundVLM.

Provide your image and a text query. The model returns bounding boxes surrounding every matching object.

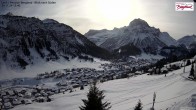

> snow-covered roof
[161,67,168,71]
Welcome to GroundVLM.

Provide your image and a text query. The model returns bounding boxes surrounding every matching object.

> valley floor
[13,65,196,110]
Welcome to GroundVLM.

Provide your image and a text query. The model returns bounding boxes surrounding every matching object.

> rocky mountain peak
[85,18,178,55]
[129,18,149,28]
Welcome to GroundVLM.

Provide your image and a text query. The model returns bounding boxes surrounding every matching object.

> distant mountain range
[0,13,195,69]
[178,35,196,48]
[0,13,110,69]
[85,19,178,51]
[85,18,194,57]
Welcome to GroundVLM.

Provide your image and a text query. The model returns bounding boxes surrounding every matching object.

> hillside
[0,13,111,70]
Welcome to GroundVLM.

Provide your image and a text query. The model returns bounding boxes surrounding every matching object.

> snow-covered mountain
[85,19,178,55]
[0,13,110,69]
[178,35,196,48]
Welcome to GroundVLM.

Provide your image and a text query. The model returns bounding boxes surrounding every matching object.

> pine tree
[80,85,84,90]
[132,67,136,73]
[134,100,143,110]
[190,63,195,78]
[186,60,191,66]
[79,82,111,110]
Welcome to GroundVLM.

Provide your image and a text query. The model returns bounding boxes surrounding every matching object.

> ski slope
[13,65,196,110]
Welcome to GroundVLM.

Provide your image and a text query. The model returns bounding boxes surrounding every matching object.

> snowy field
[13,65,196,110]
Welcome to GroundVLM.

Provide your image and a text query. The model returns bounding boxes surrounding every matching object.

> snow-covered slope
[85,19,178,53]
[84,29,111,46]
[13,65,195,110]
[0,57,109,80]
[178,35,196,48]
[158,32,177,46]
[0,13,110,69]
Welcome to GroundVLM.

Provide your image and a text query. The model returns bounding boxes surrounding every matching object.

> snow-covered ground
[0,58,109,80]
[13,65,196,110]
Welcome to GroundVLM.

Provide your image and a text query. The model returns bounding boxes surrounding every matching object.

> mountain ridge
[178,35,196,48]
[0,14,111,69]
[85,18,178,55]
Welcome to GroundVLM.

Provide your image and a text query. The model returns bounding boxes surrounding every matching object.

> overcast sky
[0,0,196,39]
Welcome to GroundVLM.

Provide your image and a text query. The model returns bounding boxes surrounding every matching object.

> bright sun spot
[95,0,133,21]
[85,0,142,29]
